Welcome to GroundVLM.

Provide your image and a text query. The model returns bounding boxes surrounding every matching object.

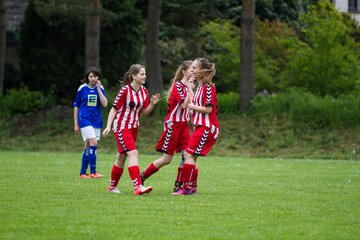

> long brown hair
[194,58,216,85]
[120,64,145,86]
[81,66,101,83]
[167,60,193,97]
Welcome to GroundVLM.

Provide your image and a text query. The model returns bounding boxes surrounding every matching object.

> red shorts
[155,122,190,156]
[113,128,138,154]
[186,126,219,157]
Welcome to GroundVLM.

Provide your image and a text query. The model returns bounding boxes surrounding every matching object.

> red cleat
[134,185,153,195]
[90,172,103,178]
[80,174,90,179]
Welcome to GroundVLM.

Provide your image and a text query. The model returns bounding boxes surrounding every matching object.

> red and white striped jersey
[112,84,150,131]
[192,83,219,136]
[164,81,190,125]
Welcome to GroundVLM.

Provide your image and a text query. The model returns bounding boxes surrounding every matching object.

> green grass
[1,151,359,239]
[2,110,360,160]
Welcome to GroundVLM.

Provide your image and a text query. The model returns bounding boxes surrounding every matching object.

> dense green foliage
[200,20,240,93]
[199,19,303,93]
[5,0,360,104]
[1,152,359,239]
[100,0,145,87]
[155,0,241,85]
[18,0,144,104]
[19,1,84,104]
[282,1,360,97]
[0,85,52,115]
[197,1,360,97]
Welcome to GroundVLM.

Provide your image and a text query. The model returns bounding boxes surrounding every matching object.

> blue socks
[89,146,97,174]
[80,149,89,175]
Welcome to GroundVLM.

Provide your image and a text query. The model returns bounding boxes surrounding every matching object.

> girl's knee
[162,155,173,165]
[127,150,138,158]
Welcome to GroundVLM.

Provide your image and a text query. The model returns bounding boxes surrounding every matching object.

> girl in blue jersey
[73,66,108,178]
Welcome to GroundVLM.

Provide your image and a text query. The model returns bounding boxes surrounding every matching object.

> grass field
[0,151,359,239]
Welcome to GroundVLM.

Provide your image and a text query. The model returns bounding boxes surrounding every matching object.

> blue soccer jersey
[73,83,106,128]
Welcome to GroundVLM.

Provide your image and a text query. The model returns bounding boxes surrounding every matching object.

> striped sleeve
[204,84,214,107]
[113,86,128,110]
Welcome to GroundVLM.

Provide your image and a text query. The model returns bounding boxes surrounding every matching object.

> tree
[19,1,84,102]
[36,0,101,71]
[145,0,163,93]
[100,0,144,84]
[0,0,5,97]
[239,0,255,110]
[85,0,100,69]
[282,0,360,97]
[19,0,144,103]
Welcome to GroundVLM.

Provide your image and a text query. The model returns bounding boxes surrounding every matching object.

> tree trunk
[0,0,5,97]
[85,0,100,70]
[239,0,255,111]
[145,0,163,93]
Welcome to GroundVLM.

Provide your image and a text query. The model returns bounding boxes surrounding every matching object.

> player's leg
[117,128,152,195]
[127,149,153,195]
[141,124,177,184]
[173,127,206,195]
[108,129,132,193]
[79,140,90,178]
[79,127,95,178]
[141,153,173,184]
[108,153,126,193]
[172,151,196,195]
[190,127,218,193]
[192,157,199,193]
[173,123,190,191]
[88,137,102,178]
[80,126,102,178]
[89,128,103,178]
[172,150,185,192]
[174,127,217,195]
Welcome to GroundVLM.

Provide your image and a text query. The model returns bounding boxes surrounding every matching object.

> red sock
[143,163,159,178]
[109,165,123,189]
[182,163,195,190]
[128,165,141,190]
[192,168,198,188]
[176,166,184,183]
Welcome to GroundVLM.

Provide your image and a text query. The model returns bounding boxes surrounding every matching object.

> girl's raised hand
[187,77,196,90]
[151,93,161,105]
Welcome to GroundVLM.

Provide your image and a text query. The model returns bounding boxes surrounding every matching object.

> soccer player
[102,64,161,195]
[140,60,194,192]
[73,66,108,179]
[172,58,219,195]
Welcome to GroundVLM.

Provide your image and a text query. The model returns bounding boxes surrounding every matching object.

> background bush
[0,86,51,116]
[251,90,360,129]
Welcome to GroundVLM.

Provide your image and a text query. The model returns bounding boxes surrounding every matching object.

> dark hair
[81,66,101,83]
[194,58,216,85]
[120,64,145,86]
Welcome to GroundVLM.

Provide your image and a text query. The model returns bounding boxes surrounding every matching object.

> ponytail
[168,60,193,97]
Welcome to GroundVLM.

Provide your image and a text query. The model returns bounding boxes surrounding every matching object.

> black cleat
[173,181,183,192]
